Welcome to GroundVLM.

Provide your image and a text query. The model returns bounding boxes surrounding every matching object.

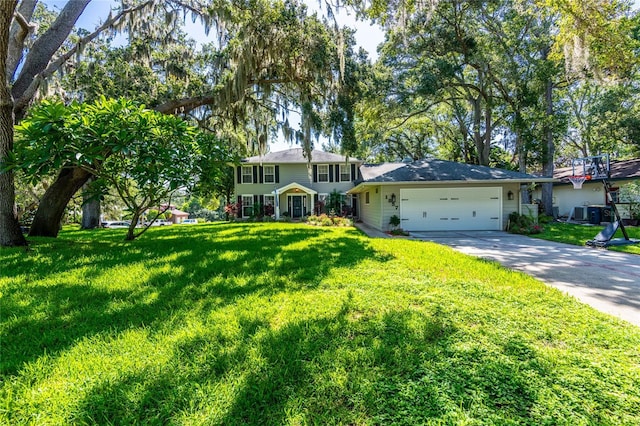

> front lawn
[533,221,640,255]
[2,223,639,424]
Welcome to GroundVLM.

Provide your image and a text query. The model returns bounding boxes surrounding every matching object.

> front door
[292,196,303,218]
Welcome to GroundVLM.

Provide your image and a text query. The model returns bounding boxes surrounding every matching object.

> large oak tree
[2,0,356,244]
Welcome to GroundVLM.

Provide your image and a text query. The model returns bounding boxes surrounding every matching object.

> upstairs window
[318,165,329,182]
[340,164,351,182]
[242,166,253,184]
[263,165,275,183]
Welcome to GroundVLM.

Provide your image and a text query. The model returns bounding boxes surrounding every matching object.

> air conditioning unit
[573,206,588,221]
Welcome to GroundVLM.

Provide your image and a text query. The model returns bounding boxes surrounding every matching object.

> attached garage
[400,187,501,231]
[348,158,555,234]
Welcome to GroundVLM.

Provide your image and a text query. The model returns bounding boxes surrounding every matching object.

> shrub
[306,213,351,227]
[538,213,554,224]
[389,215,401,229]
[508,212,543,235]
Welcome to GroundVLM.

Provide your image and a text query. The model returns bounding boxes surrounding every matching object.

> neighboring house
[151,204,190,224]
[544,158,640,220]
[348,159,554,232]
[233,149,363,219]
[169,208,190,224]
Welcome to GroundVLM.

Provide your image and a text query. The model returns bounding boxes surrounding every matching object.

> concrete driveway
[409,231,640,327]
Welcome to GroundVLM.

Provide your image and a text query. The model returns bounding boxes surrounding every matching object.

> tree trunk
[481,96,492,166]
[29,167,92,237]
[541,73,555,217]
[0,1,27,247]
[11,0,90,120]
[81,176,101,229]
[515,111,531,204]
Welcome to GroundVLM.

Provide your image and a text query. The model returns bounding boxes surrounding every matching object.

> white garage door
[400,187,502,231]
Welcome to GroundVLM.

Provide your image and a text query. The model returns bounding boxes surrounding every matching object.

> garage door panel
[400,187,501,231]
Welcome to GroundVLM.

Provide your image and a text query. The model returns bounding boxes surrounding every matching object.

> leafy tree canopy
[14,97,206,240]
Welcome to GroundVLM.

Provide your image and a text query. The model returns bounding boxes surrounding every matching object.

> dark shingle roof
[360,159,546,183]
[554,158,640,181]
[242,148,361,164]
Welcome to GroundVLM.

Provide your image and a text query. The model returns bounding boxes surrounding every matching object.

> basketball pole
[601,178,631,241]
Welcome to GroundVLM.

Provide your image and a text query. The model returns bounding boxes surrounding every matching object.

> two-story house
[233,149,363,219]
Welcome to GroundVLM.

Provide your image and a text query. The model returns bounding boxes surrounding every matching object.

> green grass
[1,222,639,425]
[533,222,640,254]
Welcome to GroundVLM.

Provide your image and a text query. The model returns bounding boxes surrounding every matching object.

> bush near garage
[508,212,543,235]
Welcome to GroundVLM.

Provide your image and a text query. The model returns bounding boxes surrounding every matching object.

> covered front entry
[274,182,317,220]
[400,187,502,231]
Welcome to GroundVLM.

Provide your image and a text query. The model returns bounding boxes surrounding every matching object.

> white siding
[360,183,522,232]
[359,187,382,230]
[234,163,358,212]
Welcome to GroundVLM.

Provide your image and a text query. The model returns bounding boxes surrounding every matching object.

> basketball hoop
[568,175,587,189]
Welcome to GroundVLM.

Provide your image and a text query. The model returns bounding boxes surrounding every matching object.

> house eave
[347,178,557,194]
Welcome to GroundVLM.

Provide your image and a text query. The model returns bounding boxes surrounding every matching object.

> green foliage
[306,214,352,227]
[619,181,640,219]
[326,189,345,214]
[389,214,401,228]
[508,212,543,235]
[14,98,201,240]
[1,223,639,424]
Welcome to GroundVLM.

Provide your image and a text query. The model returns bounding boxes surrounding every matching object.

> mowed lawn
[1,223,639,425]
[534,222,640,255]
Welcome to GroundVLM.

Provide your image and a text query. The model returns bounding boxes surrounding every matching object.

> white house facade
[233,149,362,219]
[349,159,554,232]
[233,149,554,231]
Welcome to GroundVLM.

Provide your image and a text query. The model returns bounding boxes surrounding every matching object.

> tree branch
[13,0,156,120]
[7,0,37,81]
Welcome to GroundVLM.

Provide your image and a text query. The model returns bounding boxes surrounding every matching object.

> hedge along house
[234,149,363,219]
[348,159,555,232]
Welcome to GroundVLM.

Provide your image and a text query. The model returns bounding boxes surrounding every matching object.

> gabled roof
[358,158,551,184]
[242,148,361,164]
[554,158,640,181]
[273,182,317,195]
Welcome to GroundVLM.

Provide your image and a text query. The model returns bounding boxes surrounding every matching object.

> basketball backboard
[571,154,610,180]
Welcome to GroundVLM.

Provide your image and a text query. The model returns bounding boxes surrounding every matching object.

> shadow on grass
[1,223,382,375]
[71,300,551,424]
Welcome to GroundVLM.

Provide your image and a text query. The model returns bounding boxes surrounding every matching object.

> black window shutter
[259,166,264,183]
[253,195,259,205]
[329,165,334,182]
[237,166,241,184]
[351,164,356,181]
[313,165,318,182]
[253,166,258,183]
[259,195,264,204]
[275,166,280,183]
[237,195,243,218]
[335,165,340,182]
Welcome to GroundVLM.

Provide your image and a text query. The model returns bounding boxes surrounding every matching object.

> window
[263,165,275,183]
[608,187,620,204]
[365,191,370,204]
[241,195,253,217]
[242,166,253,184]
[318,164,329,182]
[340,164,351,182]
